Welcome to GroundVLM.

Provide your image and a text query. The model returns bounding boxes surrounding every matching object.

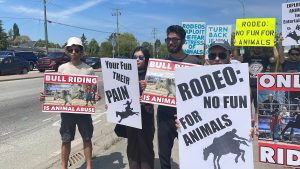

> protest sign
[43,73,98,114]
[205,25,232,58]
[141,58,197,107]
[257,73,300,168]
[234,18,276,47]
[182,22,206,55]
[282,1,300,46]
[101,58,142,129]
[175,63,253,169]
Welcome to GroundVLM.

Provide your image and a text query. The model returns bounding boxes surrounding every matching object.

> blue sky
[0,0,287,45]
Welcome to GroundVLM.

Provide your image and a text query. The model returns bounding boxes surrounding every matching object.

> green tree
[100,32,138,57]
[117,33,138,57]
[86,39,100,56]
[0,20,8,50]
[35,39,61,48]
[13,23,20,40]
[158,43,168,59]
[12,35,30,46]
[81,33,88,51]
[99,41,113,57]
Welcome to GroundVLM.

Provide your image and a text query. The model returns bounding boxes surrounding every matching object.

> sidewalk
[0,69,101,82]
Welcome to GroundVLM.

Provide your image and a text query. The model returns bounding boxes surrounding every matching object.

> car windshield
[47,52,64,58]
[85,58,99,62]
[0,51,13,57]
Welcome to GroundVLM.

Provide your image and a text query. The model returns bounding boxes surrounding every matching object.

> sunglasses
[133,55,145,60]
[67,48,81,53]
[165,37,181,44]
[290,53,300,56]
[208,52,228,60]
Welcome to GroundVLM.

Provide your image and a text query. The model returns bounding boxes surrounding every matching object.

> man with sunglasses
[205,40,234,65]
[40,37,100,169]
[157,25,200,169]
[280,47,300,72]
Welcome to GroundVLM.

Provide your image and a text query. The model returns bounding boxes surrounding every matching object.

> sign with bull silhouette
[282,2,300,46]
[175,63,253,169]
[141,59,198,107]
[42,73,99,114]
[101,58,142,129]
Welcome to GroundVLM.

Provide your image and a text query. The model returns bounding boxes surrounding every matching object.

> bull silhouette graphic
[286,30,300,44]
[116,100,139,123]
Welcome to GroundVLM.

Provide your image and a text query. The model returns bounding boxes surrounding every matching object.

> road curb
[0,69,101,82]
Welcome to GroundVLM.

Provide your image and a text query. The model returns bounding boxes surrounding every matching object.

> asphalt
[1,71,295,169]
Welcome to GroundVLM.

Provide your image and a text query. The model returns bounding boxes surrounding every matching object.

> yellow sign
[234,18,276,47]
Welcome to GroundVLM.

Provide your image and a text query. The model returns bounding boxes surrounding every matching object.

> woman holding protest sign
[126,46,155,169]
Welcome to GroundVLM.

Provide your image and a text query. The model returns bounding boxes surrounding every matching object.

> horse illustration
[203,129,249,169]
[155,78,176,97]
[116,100,139,123]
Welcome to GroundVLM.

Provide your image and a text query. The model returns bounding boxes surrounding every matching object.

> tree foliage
[0,20,8,50]
[13,23,20,40]
[35,39,61,48]
[86,38,100,56]
[81,33,88,51]
[99,32,138,57]
[12,35,30,46]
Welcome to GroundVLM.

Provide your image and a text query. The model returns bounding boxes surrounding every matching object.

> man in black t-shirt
[157,25,200,169]
[242,47,274,124]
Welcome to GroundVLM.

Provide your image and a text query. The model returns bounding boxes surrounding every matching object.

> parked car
[0,52,30,75]
[84,57,101,69]
[36,52,69,72]
[0,50,38,71]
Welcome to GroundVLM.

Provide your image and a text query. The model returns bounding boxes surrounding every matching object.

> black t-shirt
[157,54,200,120]
[282,60,300,73]
[243,55,270,87]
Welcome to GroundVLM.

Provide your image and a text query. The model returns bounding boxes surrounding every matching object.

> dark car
[0,50,38,71]
[84,57,101,69]
[36,52,70,72]
[0,52,30,75]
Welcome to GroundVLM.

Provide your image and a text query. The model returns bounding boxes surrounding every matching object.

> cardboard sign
[141,59,197,107]
[282,2,300,46]
[205,25,232,58]
[234,18,276,47]
[175,63,253,169]
[43,73,98,114]
[258,73,300,168]
[182,22,206,55]
[101,58,142,129]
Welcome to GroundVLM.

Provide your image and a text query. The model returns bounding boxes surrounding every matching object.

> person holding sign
[242,46,279,125]
[126,46,155,169]
[39,37,101,169]
[204,40,236,65]
[157,25,200,169]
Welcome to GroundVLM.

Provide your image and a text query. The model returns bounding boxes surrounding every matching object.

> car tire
[21,68,28,74]
[38,69,45,72]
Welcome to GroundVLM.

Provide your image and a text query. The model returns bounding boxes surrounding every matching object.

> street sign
[112,38,116,47]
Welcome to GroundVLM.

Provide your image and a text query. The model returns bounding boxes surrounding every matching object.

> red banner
[258,141,300,167]
[258,73,300,91]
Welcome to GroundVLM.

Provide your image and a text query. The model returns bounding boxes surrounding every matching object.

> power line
[151,28,158,58]
[0,16,113,34]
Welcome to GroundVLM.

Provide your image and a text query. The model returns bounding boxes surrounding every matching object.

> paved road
[0,71,110,169]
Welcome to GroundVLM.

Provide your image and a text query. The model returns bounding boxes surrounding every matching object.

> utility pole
[151,28,157,58]
[112,9,121,57]
[43,0,49,55]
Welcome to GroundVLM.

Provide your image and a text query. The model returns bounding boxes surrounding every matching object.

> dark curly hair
[166,25,186,40]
